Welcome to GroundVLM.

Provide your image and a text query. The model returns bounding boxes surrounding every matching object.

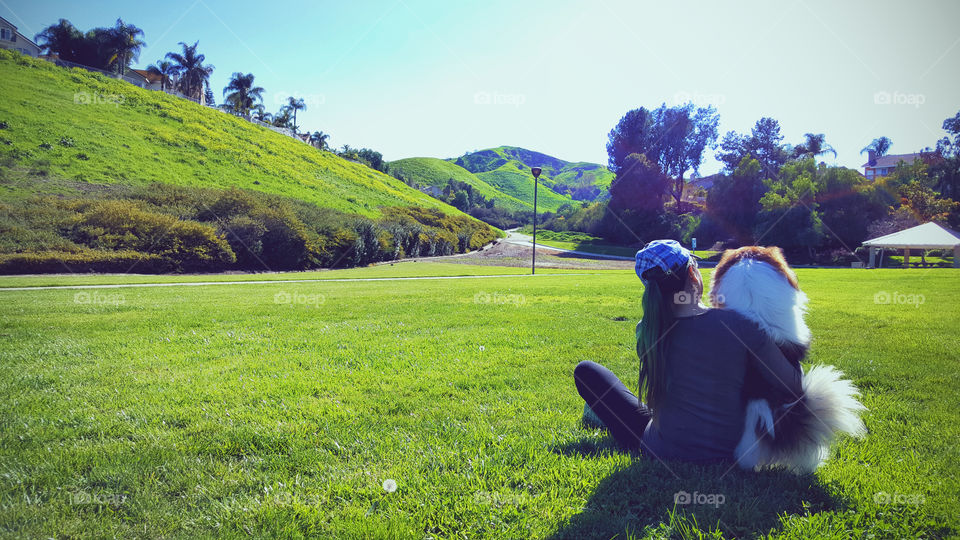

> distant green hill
[389,147,613,215]
[388,157,530,212]
[0,50,461,218]
[450,146,613,208]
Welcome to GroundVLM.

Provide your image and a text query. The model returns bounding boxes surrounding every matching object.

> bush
[0,249,173,274]
[66,199,236,271]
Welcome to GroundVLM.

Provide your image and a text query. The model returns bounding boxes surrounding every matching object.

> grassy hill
[0,50,498,273]
[0,50,460,217]
[450,146,614,208]
[387,157,530,212]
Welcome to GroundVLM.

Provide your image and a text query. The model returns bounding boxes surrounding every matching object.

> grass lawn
[1,264,957,538]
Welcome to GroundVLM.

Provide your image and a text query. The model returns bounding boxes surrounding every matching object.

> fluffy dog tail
[735,364,867,473]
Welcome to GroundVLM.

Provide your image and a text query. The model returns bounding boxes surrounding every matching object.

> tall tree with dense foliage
[107,18,145,76]
[601,153,673,243]
[222,72,264,117]
[701,157,768,245]
[933,110,960,200]
[606,103,718,209]
[754,158,824,258]
[716,117,789,178]
[34,19,82,59]
[166,41,214,102]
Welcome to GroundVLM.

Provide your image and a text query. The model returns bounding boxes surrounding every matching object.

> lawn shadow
[549,444,849,539]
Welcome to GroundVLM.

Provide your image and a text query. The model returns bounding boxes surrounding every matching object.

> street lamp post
[530,167,542,275]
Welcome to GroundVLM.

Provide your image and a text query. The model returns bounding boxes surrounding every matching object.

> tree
[272,105,293,128]
[933,111,960,199]
[754,158,824,259]
[251,104,272,123]
[792,133,836,160]
[222,72,264,117]
[35,18,144,74]
[146,59,176,92]
[34,19,82,59]
[861,136,893,159]
[166,41,214,102]
[606,103,719,209]
[898,181,958,224]
[815,166,888,249]
[702,157,768,245]
[203,84,215,107]
[107,18,145,76]
[309,131,330,151]
[286,97,306,134]
[716,117,789,178]
[602,153,674,243]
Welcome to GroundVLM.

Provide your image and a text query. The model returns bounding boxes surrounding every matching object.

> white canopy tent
[862,222,960,268]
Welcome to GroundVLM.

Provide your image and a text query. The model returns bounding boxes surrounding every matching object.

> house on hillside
[0,16,41,57]
[130,69,166,91]
[862,150,940,180]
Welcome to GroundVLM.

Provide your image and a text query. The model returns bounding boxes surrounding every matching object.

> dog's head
[710,246,798,307]
[709,245,809,346]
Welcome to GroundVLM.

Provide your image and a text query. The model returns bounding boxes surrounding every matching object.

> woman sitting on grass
[573,240,802,463]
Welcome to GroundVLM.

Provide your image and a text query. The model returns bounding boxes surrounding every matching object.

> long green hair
[636,263,690,415]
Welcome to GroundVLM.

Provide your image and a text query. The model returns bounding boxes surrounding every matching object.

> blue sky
[3,0,959,173]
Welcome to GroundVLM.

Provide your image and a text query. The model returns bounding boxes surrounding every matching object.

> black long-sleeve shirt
[640,309,803,462]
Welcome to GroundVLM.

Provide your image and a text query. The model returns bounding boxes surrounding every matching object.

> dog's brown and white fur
[710,246,867,473]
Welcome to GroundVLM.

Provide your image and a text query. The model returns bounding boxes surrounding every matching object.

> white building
[0,16,41,57]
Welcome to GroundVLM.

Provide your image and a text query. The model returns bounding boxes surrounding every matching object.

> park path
[0,272,600,292]
[502,230,634,261]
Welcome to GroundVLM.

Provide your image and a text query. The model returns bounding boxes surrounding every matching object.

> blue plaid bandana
[635,240,693,285]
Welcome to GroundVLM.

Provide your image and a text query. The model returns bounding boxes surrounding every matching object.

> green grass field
[1,264,958,538]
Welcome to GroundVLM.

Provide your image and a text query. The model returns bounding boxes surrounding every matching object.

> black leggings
[574,360,653,449]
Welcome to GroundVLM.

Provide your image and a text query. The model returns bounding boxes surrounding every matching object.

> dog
[710,246,867,473]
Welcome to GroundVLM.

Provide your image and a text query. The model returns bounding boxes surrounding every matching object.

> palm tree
[251,104,272,123]
[793,133,837,159]
[861,137,893,159]
[165,41,215,103]
[146,59,177,92]
[309,131,330,150]
[272,105,293,128]
[108,18,145,77]
[34,19,82,59]
[286,97,306,134]
[222,72,264,117]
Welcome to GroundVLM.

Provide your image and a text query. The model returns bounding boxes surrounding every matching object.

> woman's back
[640,308,797,462]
